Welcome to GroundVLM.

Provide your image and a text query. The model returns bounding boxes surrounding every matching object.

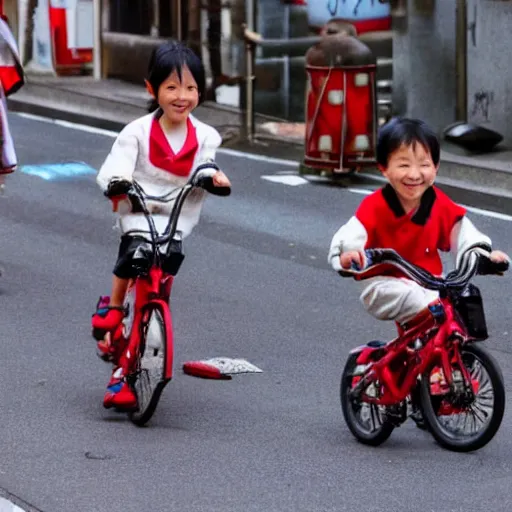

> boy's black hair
[146,41,205,113]
[376,117,440,167]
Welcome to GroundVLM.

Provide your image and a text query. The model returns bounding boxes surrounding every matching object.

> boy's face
[379,143,438,211]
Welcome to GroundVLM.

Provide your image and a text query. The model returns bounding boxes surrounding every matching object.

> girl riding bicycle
[92,41,231,411]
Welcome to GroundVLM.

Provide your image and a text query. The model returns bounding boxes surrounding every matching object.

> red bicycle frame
[117,266,175,381]
[353,297,473,406]
[104,163,229,386]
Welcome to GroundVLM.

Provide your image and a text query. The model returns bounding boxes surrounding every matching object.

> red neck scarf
[149,115,199,177]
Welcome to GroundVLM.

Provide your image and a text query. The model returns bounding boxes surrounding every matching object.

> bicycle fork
[118,268,175,381]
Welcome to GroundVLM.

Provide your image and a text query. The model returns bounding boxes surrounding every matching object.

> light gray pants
[359,277,439,324]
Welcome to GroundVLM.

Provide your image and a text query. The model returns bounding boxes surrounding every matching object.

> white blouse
[97,111,222,239]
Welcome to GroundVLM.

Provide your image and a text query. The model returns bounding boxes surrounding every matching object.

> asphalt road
[1,113,512,512]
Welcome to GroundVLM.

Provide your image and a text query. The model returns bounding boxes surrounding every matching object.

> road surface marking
[0,497,26,512]
[20,162,97,181]
[261,175,308,186]
[17,112,299,167]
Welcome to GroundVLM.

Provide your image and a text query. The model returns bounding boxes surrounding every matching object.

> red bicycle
[96,162,230,426]
[339,247,508,452]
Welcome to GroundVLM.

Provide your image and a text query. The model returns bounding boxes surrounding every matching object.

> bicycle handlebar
[338,247,509,291]
[106,161,230,248]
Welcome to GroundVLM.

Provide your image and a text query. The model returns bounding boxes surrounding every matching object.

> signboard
[32,0,55,72]
[307,0,391,32]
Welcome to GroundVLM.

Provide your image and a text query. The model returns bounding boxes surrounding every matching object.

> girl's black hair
[376,117,440,167]
[146,40,205,113]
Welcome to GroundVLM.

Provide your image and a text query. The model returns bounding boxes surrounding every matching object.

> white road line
[14,112,512,222]
[17,112,300,167]
[261,175,308,186]
[218,147,298,167]
[347,188,372,196]
[343,187,512,221]
[464,205,512,222]
[0,497,26,512]
[16,112,119,138]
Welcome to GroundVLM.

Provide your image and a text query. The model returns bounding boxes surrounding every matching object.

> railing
[241,27,393,142]
[242,26,322,140]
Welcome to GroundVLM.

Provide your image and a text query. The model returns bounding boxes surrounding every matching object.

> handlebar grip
[209,185,231,197]
[478,257,509,275]
[105,178,133,198]
[496,260,510,272]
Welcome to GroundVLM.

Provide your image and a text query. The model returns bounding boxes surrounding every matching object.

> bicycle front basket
[454,284,488,341]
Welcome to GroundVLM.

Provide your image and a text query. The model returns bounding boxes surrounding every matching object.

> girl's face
[153,65,199,126]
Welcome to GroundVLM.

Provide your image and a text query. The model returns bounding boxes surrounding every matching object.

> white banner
[31,0,55,72]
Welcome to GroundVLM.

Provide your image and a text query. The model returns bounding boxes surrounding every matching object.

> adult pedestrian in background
[0,13,24,176]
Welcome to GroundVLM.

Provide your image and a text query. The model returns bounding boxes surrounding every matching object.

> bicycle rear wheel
[340,353,395,446]
[128,306,170,426]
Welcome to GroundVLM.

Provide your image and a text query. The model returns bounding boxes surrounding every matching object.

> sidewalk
[7,73,512,215]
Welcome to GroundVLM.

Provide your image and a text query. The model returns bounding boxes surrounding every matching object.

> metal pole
[244,35,254,140]
[243,0,255,141]
[177,0,182,40]
[455,0,467,122]
[245,0,254,32]
[93,0,102,79]
[151,0,160,37]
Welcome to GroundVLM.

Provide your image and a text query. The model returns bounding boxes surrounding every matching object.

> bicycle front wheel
[419,344,505,452]
[128,305,170,426]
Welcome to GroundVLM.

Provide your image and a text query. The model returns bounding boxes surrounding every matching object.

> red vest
[356,185,466,277]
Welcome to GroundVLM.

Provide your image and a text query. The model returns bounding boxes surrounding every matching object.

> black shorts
[113,235,150,279]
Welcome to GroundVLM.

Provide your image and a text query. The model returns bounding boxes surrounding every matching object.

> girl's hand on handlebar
[340,250,365,270]
[213,170,231,188]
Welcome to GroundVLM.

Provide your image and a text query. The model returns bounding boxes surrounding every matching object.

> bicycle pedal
[96,349,114,363]
[92,327,107,342]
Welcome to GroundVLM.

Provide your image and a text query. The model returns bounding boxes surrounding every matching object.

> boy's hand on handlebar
[490,250,509,265]
[476,249,510,276]
[212,170,231,188]
[340,250,365,270]
[490,250,510,275]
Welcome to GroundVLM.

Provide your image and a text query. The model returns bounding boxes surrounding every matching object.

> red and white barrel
[304,63,377,171]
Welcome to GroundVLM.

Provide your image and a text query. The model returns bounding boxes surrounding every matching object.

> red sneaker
[103,369,137,410]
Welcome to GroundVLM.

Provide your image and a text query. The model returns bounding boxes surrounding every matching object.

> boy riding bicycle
[92,41,231,411]
[328,117,509,328]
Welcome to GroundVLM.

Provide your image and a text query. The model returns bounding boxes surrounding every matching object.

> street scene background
[1,1,512,511]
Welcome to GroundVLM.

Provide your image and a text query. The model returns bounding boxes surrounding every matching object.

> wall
[392,0,457,134]
[466,0,512,145]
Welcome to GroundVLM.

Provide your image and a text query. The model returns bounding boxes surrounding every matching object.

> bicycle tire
[340,353,395,446]
[419,344,505,452]
[128,305,170,426]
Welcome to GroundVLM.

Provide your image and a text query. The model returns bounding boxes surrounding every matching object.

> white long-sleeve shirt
[97,111,222,238]
[328,185,491,275]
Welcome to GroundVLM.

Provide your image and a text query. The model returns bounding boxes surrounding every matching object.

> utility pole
[93,0,102,79]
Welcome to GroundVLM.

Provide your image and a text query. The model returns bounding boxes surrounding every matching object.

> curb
[8,97,512,217]
[8,96,127,133]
